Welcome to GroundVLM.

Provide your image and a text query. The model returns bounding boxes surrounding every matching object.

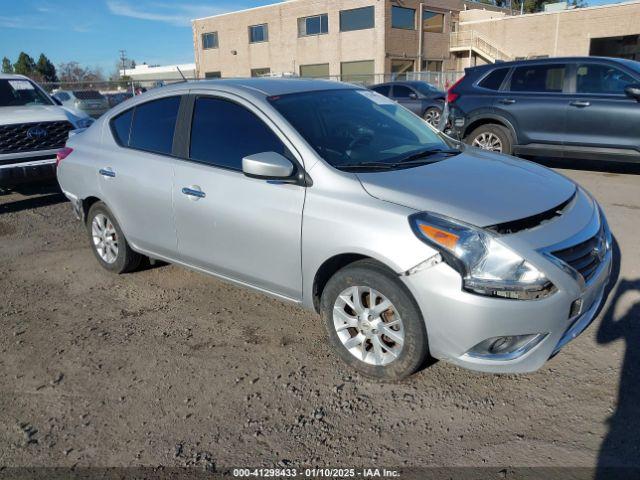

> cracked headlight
[409,212,556,300]
[75,117,94,129]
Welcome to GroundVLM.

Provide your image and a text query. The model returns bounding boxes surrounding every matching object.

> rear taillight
[56,147,74,167]
[446,76,465,104]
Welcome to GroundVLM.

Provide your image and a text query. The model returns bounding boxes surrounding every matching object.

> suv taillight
[56,147,74,167]
[446,76,465,104]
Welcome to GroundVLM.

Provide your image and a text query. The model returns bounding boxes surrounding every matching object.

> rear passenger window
[128,96,181,155]
[189,97,286,171]
[510,64,565,93]
[111,109,133,146]
[479,68,509,90]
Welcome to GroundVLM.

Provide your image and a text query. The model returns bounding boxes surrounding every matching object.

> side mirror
[409,93,418,100]
[624,83,640,101]
[242,152,294,180]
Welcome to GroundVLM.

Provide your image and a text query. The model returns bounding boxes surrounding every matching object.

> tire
[423,107,442,128]
[466,124,513,155]
[320,259,429,381]
[86,201,141,274]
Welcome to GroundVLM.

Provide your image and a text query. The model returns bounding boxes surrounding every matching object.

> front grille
[551,231,605,282]
[0,121,73,155]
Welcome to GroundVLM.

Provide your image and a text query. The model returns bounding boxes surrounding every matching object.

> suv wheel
[320,260,429,381]
[467,124,512,154]
[423,107,442,128]
[87,202,141,274]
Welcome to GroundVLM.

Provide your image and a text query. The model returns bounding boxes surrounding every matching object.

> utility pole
[119,49,127,77]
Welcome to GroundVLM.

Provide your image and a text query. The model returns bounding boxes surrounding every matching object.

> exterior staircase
[449,30,513,63]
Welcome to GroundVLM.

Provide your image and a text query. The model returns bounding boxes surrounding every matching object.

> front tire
[320,260,429,381]
[466,124,513,155]
[423,107,442,128]
[86,202,141,274]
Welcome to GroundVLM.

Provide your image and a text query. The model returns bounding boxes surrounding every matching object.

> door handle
[99,168,116,178]
[499,98,516,105]
[181,186,206,199]
[570,100,591,108]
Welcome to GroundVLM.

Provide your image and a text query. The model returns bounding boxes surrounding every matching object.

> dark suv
[443,57,640,162]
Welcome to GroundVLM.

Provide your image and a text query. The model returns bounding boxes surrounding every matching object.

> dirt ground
[1,159,639,474]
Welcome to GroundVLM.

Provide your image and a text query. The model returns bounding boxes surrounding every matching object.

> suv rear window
[73,90,104,100]
[479,68,509,90]
[510,64,565,93]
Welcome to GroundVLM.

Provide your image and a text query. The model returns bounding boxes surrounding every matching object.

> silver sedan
[56,79,613,380]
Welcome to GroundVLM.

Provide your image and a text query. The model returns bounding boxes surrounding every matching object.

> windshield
[269,89,455,170]
[0,79,53,107]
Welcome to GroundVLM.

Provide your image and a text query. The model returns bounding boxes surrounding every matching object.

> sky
[0,0,282,75]
[0,0,626,75]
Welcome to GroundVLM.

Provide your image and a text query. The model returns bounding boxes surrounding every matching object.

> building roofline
[460,0,640,25]
[192,0,302,23]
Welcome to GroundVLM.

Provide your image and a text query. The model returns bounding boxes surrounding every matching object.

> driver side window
[576,64,636,95]
[393,85,416,98]
[189,97,287,171]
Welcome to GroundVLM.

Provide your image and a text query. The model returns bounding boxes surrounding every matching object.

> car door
[391,85,422,115]
[496,63,569,148]
[564,61,640,155]
[97,95,181,258]
[172,93,306,300]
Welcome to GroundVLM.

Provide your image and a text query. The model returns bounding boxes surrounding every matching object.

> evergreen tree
[13,52,36,77]
[1,57,13,74]
[36,53,58,82]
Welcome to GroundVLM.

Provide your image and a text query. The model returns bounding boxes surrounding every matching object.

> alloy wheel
[333,286,405,366]
[472,132,503,152]
[91,213,119,264]
[424,109,441,127]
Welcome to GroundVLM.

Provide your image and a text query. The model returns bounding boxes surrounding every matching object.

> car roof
[467,56,638,72]
[161,77,359,97]
[0,73,30,80]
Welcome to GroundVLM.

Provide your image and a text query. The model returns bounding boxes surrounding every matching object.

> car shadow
[528,156,640,175]
[596,239,640,478]
[0,181,67,215]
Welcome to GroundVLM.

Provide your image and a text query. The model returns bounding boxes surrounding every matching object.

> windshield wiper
[340,162,396,171]
[394,147,461,165]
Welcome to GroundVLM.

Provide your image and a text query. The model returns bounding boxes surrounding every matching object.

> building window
[202,32,218,49]
[392,6,415,30]
[340,6,374,32]
[341,60,375,84]
[249,24,268,43]
[422,60,442,72]
[205,71,221,79]
[300,63,330,78]
[251,68,271,77]
[423,10,444,34]
[298,14,328,36]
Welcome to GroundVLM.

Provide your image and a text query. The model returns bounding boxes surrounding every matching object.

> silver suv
[56,79,613,380]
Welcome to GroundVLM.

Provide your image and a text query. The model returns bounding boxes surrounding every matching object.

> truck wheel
[320,259,429,381]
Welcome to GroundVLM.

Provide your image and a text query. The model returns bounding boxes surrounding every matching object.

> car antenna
[176,66,188,83]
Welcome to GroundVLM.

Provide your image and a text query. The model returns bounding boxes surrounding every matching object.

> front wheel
[423,107,442,128]
[320,260,429,381]
[466,124,513,155]
[86,202,141,274]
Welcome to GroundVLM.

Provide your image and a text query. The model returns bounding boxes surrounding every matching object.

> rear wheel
[320,260,429,381]
[466,124,513,155]
[86,202,141,274]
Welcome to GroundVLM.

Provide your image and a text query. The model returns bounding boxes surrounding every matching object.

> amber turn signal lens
[418,224,459,250]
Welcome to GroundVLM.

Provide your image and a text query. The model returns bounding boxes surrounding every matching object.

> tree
[13,52,36,77]
[58,61,106,88]
[1,57,12,74]
[35,53,58,83]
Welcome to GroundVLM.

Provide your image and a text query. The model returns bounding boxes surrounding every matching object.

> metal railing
[450,30,512,62]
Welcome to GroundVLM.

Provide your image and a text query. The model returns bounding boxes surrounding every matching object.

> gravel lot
[1,160,639,474]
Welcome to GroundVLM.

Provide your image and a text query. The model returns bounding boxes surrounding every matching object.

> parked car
[52,89,110,118]
[57,79,613,380]
[442,57,640,161]
[369,81,445,127]
[103,92,133,108]
[0,74,94,187]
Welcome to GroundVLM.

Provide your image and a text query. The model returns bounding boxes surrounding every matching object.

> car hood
[356,149,577,227]
[0,105,88,126]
